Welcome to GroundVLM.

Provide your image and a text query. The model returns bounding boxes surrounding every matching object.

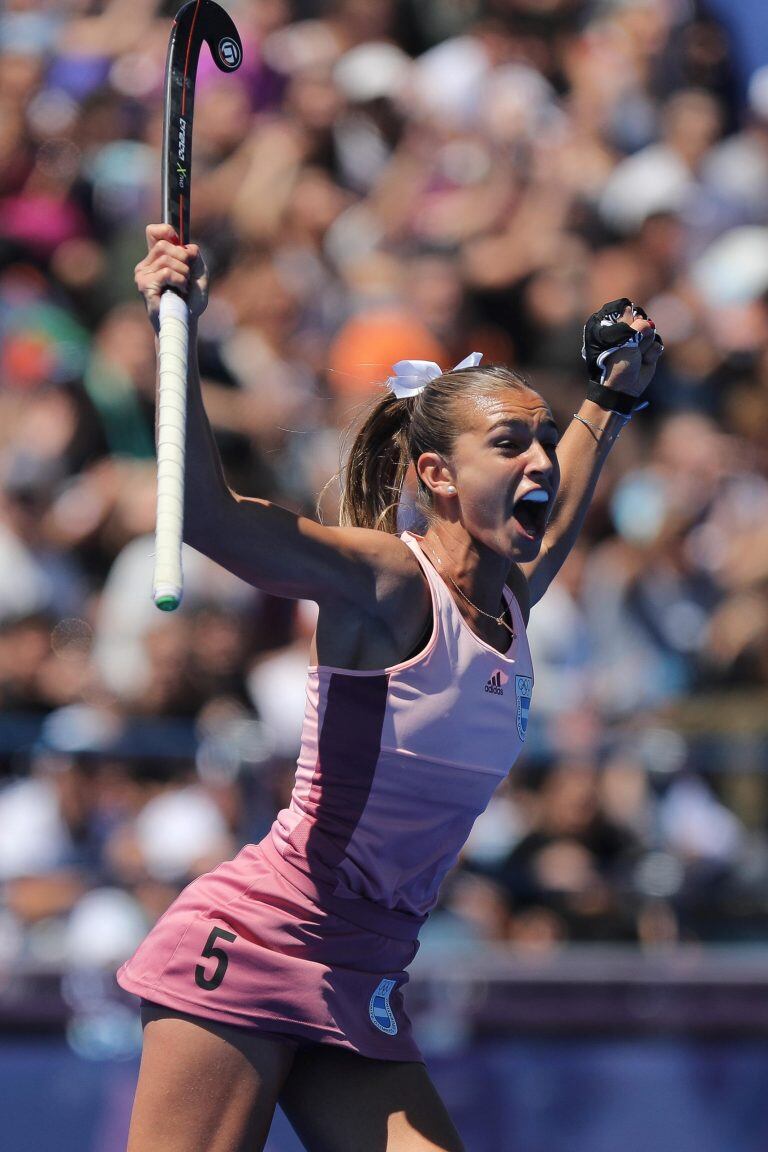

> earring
[447,485,457,495]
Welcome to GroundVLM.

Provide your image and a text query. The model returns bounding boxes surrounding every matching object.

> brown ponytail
[338,392,413,533]
[338,365,531,534]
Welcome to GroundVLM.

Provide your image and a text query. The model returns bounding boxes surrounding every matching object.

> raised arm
[135,225,420,608]
[516,301,663,609]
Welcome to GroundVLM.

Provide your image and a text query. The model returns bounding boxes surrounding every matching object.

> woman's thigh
[126,1003,299,1152]
[279,1046,466,1152]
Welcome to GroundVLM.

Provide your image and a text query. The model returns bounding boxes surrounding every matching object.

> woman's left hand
[583,299,664,398]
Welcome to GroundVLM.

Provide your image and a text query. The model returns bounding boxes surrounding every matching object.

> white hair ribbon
[385,352,483,400]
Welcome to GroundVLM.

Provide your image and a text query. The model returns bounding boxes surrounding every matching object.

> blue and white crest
[369,978,398,1035]
[515,675,533,740]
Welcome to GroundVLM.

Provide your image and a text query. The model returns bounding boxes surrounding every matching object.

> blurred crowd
[1,0,768,978]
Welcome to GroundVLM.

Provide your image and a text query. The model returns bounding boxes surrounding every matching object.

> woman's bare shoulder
[331,524,424,590]
[311,529,432,671]
[327,525,430,627]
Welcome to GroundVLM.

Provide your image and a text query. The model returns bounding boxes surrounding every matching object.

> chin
[509,532,544,562]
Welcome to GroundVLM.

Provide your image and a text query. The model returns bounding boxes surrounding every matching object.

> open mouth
[513,488,550,540]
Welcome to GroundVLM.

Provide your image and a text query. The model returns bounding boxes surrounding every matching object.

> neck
[420,524,510,620]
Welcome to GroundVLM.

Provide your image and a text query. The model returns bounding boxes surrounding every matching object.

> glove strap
[586,380,649,416]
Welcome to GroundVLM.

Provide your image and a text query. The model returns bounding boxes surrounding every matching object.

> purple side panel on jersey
[288,673,389,870]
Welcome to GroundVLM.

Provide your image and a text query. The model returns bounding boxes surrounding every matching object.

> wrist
[572,401,628,445]
[585,379,642,414]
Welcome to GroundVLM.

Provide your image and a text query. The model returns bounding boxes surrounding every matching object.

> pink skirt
[116,836,424,1062]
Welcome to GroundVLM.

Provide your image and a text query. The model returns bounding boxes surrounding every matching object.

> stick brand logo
[218,38,241,68]
[369,978,398,1035]
[178,116,187,162]
[484,669,508,696]
[515,675,533,739]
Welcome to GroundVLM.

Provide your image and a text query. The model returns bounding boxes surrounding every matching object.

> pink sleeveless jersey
[268,530,534,922]
[117,531,535,1057]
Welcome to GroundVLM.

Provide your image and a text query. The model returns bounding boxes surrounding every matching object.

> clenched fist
[135,223,209,332]
[583,299,664,398]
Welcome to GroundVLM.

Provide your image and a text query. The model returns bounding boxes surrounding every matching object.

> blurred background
[1,0,768,1149]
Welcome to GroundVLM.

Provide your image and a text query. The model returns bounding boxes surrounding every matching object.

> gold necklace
[423,543,516,643]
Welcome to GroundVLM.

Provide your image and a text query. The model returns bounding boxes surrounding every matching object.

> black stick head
[174,0,243,73]
[162,0,243,243]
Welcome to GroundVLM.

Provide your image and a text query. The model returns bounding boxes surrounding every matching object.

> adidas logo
[484,671,504,695]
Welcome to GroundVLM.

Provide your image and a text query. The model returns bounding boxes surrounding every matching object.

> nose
[526,438,555,476]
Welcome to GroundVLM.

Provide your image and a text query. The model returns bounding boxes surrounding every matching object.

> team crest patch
[369,978,398,1035]
[515,675,533,740]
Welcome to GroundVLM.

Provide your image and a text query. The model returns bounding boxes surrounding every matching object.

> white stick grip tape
[153,291,189,610]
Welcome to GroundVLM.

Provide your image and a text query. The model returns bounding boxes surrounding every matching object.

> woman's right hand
[135,223,209,332]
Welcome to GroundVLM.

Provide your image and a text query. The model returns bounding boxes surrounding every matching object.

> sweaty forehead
[459,389,554,432]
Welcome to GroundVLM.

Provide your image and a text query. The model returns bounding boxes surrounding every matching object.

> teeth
[518,490,549,504]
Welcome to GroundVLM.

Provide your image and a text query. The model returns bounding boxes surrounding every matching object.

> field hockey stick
[154,0,242,611]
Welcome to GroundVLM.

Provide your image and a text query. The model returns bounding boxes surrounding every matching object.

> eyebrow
[487,418,559,437]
